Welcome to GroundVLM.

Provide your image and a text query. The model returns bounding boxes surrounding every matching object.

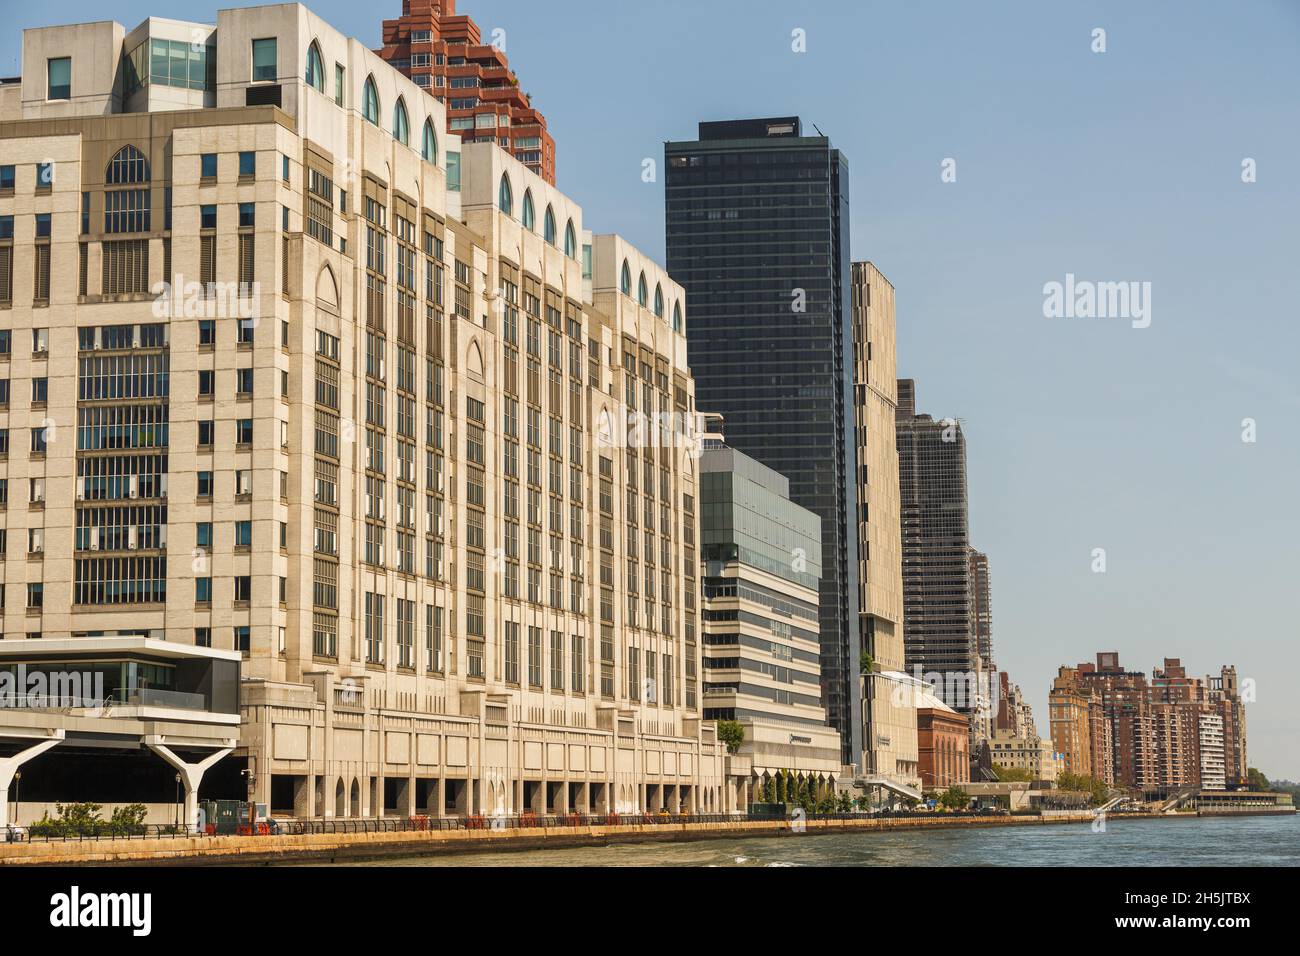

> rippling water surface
[320,815,1298,867]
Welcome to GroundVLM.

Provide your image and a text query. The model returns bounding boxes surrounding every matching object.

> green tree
[1246,768,1270,792]
[762,776,776,803]
[837,792,853,813]
[860,650,875,675]
[937,787,970,811]
[993,765,1034,782]
[717,720,745,756]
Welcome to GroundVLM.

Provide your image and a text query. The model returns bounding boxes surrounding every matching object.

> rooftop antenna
[812,123,825,137]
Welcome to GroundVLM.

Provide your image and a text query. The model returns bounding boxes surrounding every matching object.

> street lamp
[13,770,20,828]
[174,773,181,827]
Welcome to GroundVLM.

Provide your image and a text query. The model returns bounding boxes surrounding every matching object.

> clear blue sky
[4,0,1297,779]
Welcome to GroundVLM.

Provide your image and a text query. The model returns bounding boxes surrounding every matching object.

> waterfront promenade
[0,810,1189,866]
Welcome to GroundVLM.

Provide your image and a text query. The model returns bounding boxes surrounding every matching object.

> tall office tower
[850,261,915,789]
[665,117,861,763]
[968,548,993,675]
[0,3,732,826]
[895,379,987,730]
[378,0,556,184]
[698,433,846,803]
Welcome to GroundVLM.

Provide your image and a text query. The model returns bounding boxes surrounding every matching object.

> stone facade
[0,2,733,822]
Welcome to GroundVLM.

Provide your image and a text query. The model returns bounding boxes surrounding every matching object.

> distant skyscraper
[666,118,861,761]
[968,549,993,674]
[895,379,986,728]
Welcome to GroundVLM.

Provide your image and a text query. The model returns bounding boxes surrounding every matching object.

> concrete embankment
[0,811,1122,866]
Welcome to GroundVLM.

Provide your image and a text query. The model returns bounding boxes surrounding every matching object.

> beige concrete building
[0,2,733,826]
[989,728,1061,783]
[850,260,918,797]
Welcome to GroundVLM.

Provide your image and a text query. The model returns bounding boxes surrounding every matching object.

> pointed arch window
[498,173,513,216]
[672,301,683,333]
[305,42,325,91]
[620,260,631,296]
[522,189,535,231]
[362,75,380,125]
[653,283,664,317]
[422,119,438,164]
[392,97,409,145]
[106,144,150,184]
[543,205,556,245]
[564,220,577,258]
[637,272,648,308]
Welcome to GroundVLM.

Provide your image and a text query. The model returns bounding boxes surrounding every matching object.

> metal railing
[7,808,1038,844]
[12,824,208,843]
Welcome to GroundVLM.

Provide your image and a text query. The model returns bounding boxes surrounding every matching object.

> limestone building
[0,2,732,825]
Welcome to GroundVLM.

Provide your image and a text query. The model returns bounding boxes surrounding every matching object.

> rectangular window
[47,57,71,99]
[334,64,345,105]
[239,151,256,178]
[527,627,542,686]
[252,38,277,82]
[571,634,585,694]
[504,621,519,684]
[201,153,217,179]
[550,630,564,691]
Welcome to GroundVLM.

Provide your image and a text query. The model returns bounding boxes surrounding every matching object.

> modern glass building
[666,117,861,761]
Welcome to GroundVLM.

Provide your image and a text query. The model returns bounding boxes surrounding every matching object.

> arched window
[362,75,379,125]
[422,119,437,164]
[620,260,631,296]
[653,283,664,317]
[498,173,513,215]
[392,97,409,145]
[106,144,150,184]
[104,145,151,233]
[637,272,648,308]
[305,42,325,92]
[522,189,535,231]
[564,219,577,258]
[543,205,556,245]
[672,301,683,333]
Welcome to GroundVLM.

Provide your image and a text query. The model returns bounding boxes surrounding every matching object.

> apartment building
[968,548,993,674]
[0,2,733,825]
[989,728,1061,782]
[1069,653,1243,794]
[378,0,556,184]
[1048,665,1113,784]
[895,379,992,739]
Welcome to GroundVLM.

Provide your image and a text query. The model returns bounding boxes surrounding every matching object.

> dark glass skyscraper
[665,118,861,761]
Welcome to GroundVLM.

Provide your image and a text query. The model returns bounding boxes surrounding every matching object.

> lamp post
[174,773,181,827]
[13,770,21,827]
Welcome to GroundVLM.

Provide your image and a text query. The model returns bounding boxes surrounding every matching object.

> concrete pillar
[145,737,235,833]
[0,731,65,833]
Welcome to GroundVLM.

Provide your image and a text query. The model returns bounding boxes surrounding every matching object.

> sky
[3,0,1297,779]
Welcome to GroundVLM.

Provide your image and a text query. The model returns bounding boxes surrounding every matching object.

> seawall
[0,810,1196,866]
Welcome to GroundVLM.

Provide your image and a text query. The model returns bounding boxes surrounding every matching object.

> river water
[327,814,1297,867]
